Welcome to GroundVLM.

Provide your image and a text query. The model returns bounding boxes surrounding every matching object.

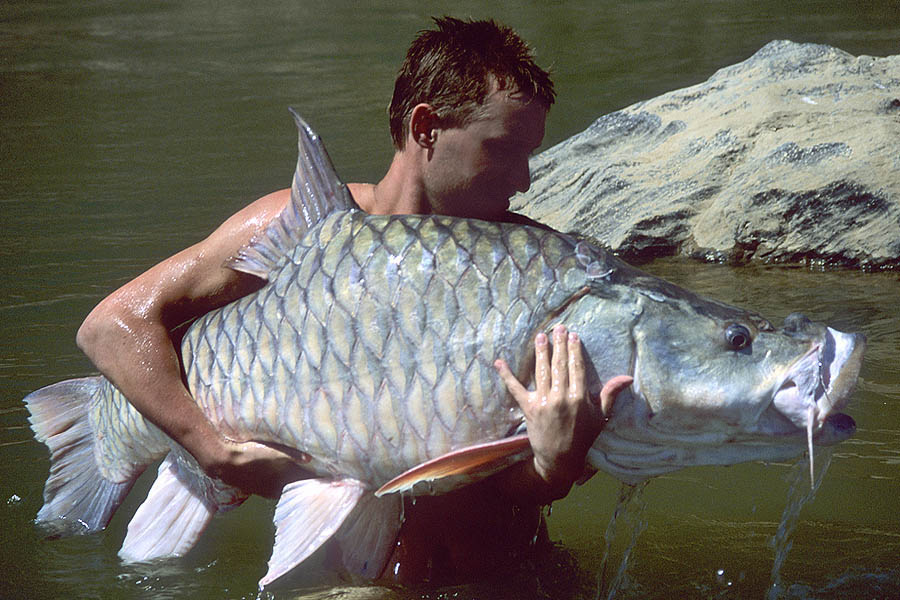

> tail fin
[24,376,167,535]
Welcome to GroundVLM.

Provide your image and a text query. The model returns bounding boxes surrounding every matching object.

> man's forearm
[76,310,227,470]
[76,308,311,498]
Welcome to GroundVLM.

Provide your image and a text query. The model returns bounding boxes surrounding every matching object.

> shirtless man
[76,17,630,585]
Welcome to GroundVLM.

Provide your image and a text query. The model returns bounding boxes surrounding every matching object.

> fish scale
[89,381,171,482]
[182,210,589,485]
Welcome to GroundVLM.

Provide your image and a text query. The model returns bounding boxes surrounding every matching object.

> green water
[2,2,898,598]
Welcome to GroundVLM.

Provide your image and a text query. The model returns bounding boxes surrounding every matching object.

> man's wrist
[182,426,232,475]
[531,456,579,501]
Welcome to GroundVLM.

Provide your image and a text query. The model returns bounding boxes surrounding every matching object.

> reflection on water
[2,1,899,599]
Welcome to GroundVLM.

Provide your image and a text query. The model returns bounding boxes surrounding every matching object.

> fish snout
[772,326,865,433]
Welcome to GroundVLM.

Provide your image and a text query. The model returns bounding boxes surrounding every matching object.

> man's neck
[350,149,432,216]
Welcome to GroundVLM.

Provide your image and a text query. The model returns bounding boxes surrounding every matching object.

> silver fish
[24,109,865,589]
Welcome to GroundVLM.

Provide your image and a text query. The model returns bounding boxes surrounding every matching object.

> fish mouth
[771,327,865,436]
[769,327,865,481]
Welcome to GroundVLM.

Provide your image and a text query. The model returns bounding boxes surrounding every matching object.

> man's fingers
[256,440,312,464]
[494,358,530,402]
[215,440,314,499]
[534,331,550,392]
[598,375,634,419]
[567,330,584,399]
[252,442,314,497]
[550,325,568,394]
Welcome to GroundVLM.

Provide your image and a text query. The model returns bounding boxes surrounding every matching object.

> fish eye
[725,323,752,350]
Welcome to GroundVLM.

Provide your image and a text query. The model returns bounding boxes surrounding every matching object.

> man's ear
[409,103,439,149]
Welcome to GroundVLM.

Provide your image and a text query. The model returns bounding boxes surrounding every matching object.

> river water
[2,2,898,599]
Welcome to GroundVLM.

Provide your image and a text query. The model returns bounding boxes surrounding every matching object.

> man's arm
[494,325,632,504]
[76,189,307,498]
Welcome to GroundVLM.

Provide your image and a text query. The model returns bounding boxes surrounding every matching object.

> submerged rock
[514,40,900,269]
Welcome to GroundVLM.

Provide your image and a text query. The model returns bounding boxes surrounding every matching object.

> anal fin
[375,434,532,497]
[119,453,218,562]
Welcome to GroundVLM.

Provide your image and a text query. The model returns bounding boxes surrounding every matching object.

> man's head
[389,17,555,151]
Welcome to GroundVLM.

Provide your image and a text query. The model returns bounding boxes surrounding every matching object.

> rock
[287,585,401,600]
[513,40,900,269]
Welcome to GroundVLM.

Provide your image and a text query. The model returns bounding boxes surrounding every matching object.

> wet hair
[388,16,556,149]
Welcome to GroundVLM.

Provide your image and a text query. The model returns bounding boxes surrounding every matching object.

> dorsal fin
[227,108,359,279]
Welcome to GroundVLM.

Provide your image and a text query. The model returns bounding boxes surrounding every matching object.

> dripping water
[766,446,834,600]
[596,480,649,600]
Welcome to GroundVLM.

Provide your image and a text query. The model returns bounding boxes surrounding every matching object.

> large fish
[24,110,865,589]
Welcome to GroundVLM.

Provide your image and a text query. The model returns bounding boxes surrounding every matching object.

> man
[77,17,630,584]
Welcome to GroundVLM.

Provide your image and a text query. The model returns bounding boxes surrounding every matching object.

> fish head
[573,270,866,483]
[632,306,864,439]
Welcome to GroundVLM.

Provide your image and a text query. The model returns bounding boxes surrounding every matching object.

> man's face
[423,90,547,220]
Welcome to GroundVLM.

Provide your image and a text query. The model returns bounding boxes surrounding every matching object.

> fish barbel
[24,109,865,588]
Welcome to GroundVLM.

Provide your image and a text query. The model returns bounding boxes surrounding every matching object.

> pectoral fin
[375,434,532,497]
[259,478,366,589]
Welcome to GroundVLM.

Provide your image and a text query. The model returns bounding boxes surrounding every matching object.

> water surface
[2,2,898,599]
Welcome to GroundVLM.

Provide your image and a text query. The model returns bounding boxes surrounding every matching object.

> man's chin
[440,194,510,221]
[479,199,512,221]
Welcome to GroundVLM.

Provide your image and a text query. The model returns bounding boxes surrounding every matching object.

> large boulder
[513,40,900,269]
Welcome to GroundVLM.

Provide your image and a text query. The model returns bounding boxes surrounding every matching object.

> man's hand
[202,438,312,500]
[494,324,632,501]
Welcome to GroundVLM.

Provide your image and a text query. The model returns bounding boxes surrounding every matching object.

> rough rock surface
[513,40,900,269]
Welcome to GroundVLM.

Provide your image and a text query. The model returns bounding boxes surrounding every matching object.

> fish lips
[815,412,857,446]
[770,327,865,443]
